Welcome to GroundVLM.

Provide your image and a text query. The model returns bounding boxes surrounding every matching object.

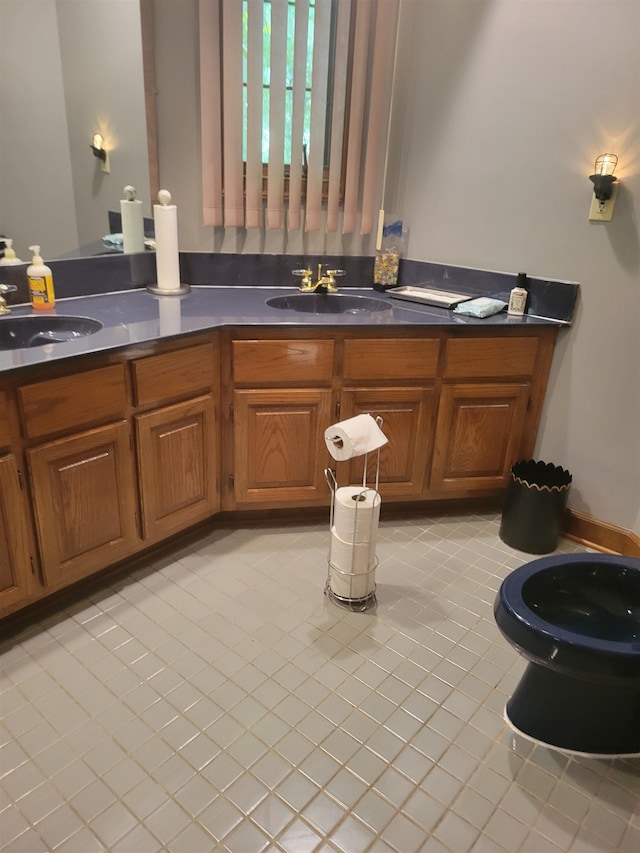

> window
[200,0,399,234]
[243,0,319,167]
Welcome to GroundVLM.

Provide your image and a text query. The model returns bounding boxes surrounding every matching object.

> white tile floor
[1,512,639,852]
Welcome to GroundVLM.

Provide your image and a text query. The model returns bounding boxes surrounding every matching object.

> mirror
[0,0,154,261]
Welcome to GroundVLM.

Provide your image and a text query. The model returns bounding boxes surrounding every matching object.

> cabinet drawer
[0,392,11,448]
[19,365,127,439]
[132,342,216,406]
[233,339,334,385]
[443,337,539,379]
[343,338,440,381]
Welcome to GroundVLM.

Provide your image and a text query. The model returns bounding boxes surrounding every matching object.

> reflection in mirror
[1,0,153,261]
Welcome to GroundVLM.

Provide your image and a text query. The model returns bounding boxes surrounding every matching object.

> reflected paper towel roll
[324,413,388,461]
[154,189,181,292]
[334,487,381,543]
[158,298,182,336]
[120,186,145,254]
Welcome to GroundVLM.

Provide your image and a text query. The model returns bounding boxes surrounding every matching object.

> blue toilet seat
[494,554,640,681]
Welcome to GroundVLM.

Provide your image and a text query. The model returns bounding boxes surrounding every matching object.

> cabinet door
[28,422,139,588]
[430,382,530,492]
[340,387,435,498]
[0,455,33,613]
[136,396,218,541]
[233,388,332,504]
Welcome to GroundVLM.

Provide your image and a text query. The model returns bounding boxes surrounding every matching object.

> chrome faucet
[292,264,345,293]
[0,284,17,314]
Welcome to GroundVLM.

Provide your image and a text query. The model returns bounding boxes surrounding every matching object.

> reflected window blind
[199,0,399,234]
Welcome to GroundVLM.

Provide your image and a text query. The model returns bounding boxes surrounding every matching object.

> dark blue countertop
[0,285,566,375]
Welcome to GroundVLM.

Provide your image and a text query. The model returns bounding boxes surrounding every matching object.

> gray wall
[386,0,640,535]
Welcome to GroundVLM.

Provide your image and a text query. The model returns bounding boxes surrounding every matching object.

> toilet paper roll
[334,486,381,543]
[329,527,376,574]
[324,413,388,461]
[329,564,375,600]
[154,190,181,292]
[120,197,145,254]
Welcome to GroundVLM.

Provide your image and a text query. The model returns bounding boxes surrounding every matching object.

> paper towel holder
[146,283,191,296]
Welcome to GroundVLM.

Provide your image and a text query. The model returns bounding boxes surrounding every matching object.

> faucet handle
[0,283,17,314]
[292,268,313,292]
[325,269,345,292]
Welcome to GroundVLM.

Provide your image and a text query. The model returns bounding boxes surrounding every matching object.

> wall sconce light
[588,153,618,221]
[90,133,110,174]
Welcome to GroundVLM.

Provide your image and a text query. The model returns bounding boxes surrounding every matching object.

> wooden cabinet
[10,338,220,605]
[227,331,555,506]
[133,341,220,538]
[339,338,439,498]
[430,335,553,494]
[230,338,334,506]
[136,396,218,541]
[233,388,332,504]
[0,454,34,612]
[28,421,139,588]
[340,387,436,498]
[430,382,530,492]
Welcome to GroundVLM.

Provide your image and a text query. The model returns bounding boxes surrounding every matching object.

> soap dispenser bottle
[508,272,528,316]
[27,245,56,310]
[0,239,23,265]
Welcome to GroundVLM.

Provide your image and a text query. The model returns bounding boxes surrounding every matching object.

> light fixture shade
[594,153,618,177]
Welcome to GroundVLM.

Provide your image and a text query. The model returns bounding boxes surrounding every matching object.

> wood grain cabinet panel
[443,337,538,379]
[136,396,218,541]
[342,338,440,381]
[0,392,12,449]
[132,343,216,406]
[233,339,334,385]
[430,382,530,492]
[28,421,139,587]
[19,365,127,439]
[340,387,436,498]
[233,388,332,504]
[0,454,33,613]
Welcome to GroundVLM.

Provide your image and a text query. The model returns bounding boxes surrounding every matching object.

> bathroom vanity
[0,281,564,619]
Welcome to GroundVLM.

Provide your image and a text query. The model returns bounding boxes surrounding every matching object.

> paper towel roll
[334,486,381,543]
[120,187,145,254]
[153,189,181,292]
[324,413,388,461]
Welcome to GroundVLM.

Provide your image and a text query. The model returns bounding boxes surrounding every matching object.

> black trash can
[499,459,572,554]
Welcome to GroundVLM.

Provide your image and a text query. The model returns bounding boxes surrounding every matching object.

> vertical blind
[199,0,399,234]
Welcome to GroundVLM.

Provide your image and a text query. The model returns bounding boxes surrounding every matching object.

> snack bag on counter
[373,218,405,290]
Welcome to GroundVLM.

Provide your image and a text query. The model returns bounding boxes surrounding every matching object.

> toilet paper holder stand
[323,419,383,612]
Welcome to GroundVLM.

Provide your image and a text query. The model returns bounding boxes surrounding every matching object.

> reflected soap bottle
[27,245,55,310]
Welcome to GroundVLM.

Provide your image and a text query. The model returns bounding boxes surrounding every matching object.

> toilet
[494,553,640,756]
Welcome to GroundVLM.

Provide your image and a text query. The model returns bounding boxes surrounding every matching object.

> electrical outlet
[589,184,617,222]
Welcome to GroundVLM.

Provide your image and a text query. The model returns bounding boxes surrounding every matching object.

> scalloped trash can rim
[510,459,572,493]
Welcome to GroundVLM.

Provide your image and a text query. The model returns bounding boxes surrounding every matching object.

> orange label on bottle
[29,275,55,309]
